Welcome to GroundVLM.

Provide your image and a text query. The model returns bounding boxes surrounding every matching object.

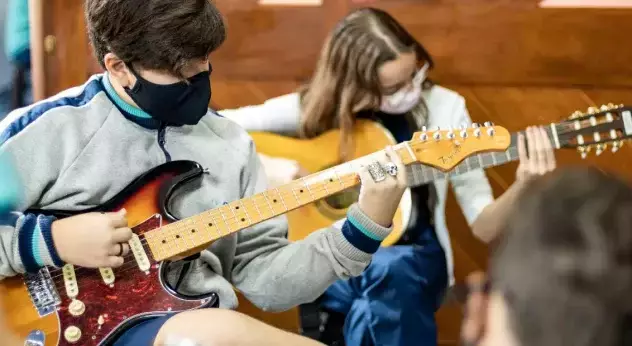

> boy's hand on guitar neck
[51,209,133,268]
[358,146,407,227]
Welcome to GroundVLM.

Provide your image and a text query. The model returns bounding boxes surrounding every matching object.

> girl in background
[221,8,556,346]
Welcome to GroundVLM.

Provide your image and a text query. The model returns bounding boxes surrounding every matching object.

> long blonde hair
[299,8,434,160]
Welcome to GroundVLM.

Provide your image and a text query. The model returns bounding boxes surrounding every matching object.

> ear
[103,53,135,89]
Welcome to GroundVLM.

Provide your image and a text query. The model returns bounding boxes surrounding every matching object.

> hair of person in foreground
[482,166,632,346]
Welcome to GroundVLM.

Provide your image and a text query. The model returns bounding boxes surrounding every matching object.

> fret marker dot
[329,179,334,182]
[273,199,277,203]
[208,223,213,227]
[162,240,166,244]
[300,189,304,193]
[241,218,245,222]
[235,206,239,210]
[176,235,180,239]
[191,229,196,233]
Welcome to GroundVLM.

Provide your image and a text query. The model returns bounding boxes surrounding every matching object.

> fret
[301,177,316,200]
[209,212,223,236]
[274,187,289,211]
[320,173,331,195]
[261,191,276,215]
[250,195,265,220]
[194,216,208,244]
[184,220,194,251]
[332,167,345,188]
[165,225,177,259]
[239,200,253,225]
[290,182,312,206]
[403,142,416,164]
[218,206,232,234]
[289,183,301,206]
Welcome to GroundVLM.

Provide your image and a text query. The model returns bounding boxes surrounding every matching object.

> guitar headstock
[408,122,511,171]
[555,104,632,158]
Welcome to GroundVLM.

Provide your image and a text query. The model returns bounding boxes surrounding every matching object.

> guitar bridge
[25,268,61,317]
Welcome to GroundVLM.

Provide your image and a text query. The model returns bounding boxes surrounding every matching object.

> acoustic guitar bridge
[25,268,61,317]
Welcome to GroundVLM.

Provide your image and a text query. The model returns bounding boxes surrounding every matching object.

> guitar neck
[410,126,556,185]
[145,125,552,261]
[146,148,407,261]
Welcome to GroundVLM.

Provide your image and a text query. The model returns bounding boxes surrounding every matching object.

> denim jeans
[321,227,448,346]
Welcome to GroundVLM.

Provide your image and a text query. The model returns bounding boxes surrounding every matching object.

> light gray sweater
[0,74,392,311]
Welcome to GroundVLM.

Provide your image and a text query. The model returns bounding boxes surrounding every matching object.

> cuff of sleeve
[347,204,392,240]
[337,204,393,255]
[17,214,62,272]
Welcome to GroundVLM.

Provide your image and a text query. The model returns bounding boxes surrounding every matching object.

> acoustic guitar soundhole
[316,185,361,220]
[323,186,360,209]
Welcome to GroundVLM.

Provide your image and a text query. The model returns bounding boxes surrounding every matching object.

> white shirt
[219,85,495,286]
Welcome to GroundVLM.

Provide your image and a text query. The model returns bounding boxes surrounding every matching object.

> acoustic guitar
[250,104,632,245]
[0,104,629,346]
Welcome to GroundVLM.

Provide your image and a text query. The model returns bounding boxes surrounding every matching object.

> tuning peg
[419,132,428,141]
[460,124,467,130]
[487,127,495,136]
[421,126,427,132]
[612,141,620,153]
[578,146,588,159]
[600,104,610,111]
[484,121,493,127]
[569,110,583,119]
[596,143,606,155]
[587,106,600,114]
[459,129,468,138]
[473,128,481,138]
[433,132,441,141]
[447,130,455,139]
[471,123,480,128]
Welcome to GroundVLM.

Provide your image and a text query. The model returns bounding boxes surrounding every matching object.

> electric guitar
[250,104,632,245]
[1,104,630,346]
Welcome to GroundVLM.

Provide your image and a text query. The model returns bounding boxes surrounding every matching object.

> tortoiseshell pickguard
[53,216,211,346]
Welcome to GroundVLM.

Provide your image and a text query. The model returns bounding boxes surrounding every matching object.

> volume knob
[68,299,85,316]
[64,326,82,343]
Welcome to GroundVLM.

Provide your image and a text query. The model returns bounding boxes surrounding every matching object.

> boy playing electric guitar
[0,1,408,344]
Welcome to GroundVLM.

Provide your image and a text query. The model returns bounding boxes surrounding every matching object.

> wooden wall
[33,0,632,344]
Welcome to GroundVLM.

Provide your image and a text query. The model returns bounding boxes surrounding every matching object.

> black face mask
[124,65,212,126]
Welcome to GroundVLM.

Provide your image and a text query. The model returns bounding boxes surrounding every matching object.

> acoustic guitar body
[250,119,412,246]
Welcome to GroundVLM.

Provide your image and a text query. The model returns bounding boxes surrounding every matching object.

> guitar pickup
[99,267,115,286]
[62,264,79,299]
[130,234,151,273]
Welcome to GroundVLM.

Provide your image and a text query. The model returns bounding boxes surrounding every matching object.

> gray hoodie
[0,74,392,311]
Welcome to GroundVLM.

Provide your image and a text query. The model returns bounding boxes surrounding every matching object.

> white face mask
[379,63,429,114]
